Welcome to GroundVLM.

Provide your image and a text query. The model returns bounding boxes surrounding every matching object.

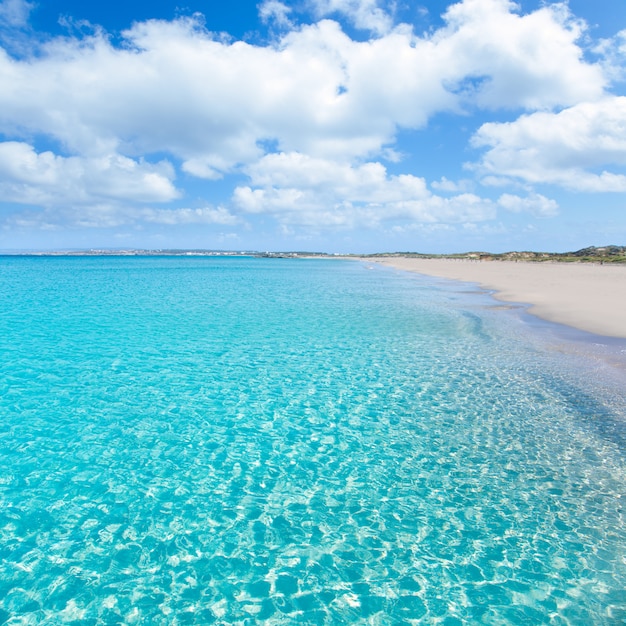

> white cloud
[308,0,394,35]
[0,141,179,205]
[5,206,121,230]
[259,1,294,29]
[431,176,474,192]
[497,193,559,217]
[472,97,626,191]
[180,158,228,181]
[594,30,626,84]
[0,0,619,238]
[140,206,240,226]
[233,151,496,228]
[3,204,240,231]
[435,0,604,110]
[0,0,604,171]
[0,0,33,27]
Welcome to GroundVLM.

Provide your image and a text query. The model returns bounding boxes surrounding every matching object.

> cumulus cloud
[308,0,394,35]
[259,1,294,29]
[435,0,604,110]
[232,152,496,229]
[497,193,559,217]
[472,97,626,191]
[431,177,474,193]
[0,0,604,169]
[0,0,619,237]
[0,142,179,206]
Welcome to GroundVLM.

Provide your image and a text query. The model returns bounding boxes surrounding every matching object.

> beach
[367,257,626,339]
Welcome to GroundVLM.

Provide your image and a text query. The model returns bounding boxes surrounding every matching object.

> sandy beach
[368,258,626,339]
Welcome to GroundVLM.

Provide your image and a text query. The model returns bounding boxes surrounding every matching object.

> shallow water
[0,256,625,624]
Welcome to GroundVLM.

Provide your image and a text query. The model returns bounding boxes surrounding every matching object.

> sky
[0,0,625,253]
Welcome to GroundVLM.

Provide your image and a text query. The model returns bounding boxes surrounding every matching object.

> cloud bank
[0,0,624,244]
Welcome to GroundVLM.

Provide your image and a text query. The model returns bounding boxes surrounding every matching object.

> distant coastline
[1,244,625,262]
[0,249,258,257]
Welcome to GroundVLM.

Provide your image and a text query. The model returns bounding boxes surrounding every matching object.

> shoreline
[363,257,626,340]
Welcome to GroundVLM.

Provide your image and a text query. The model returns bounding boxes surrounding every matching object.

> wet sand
[368,258,626,339]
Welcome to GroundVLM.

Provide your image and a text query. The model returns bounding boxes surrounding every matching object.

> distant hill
[366,245,626,263]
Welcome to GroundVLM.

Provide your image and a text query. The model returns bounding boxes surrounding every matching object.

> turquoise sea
[1,255,625,625]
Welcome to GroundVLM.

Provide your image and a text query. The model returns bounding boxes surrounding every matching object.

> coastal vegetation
[363,245,626,263]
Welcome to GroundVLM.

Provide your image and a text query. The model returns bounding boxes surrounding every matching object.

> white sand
[368,258,626,339]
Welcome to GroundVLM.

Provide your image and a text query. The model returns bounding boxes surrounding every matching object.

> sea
[1,255,625,625]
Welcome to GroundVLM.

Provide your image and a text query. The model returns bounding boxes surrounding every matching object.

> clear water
[0,256,625,625]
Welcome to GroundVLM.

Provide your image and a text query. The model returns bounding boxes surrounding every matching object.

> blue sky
[0,0,625,253]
